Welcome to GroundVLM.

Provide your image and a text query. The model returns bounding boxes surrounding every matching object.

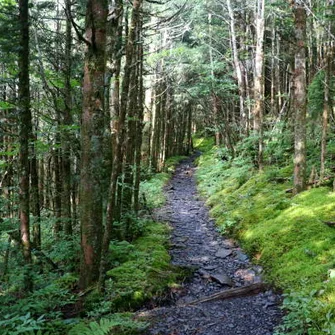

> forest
[0,0,335,334]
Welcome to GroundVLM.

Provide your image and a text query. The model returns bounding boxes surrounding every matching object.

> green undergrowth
[77,157,188,334]
[195,137,335,334]
[105,221,180,310]
[140,155,186,209]
[105,155,188,309]
[0,157,185,335]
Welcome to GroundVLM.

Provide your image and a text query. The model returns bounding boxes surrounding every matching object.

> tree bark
[226,0,247,134]
[253,0,265,170]
[79,0,108,289]
[320,1,334,181]
[292,2,307,195]
[98,0,124,289]
[62,0,74,235]
[18,0,33,291]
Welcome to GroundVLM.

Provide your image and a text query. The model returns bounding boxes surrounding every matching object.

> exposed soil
[139,154,282,335]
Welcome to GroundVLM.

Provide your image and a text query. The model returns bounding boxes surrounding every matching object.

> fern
[68,314,148,335]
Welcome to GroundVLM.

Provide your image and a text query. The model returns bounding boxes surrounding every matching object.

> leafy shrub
[275,290,335,335]
[0,313,46,335]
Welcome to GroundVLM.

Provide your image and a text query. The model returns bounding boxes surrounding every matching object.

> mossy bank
[194,137,335,335]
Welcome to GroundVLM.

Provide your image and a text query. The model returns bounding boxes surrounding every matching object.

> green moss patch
[106,221,179,310]
[140,173,170,209]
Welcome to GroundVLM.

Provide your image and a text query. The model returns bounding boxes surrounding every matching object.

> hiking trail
[140,154,282,335]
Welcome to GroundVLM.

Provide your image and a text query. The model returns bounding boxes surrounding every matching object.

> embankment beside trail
[195,137,335,335]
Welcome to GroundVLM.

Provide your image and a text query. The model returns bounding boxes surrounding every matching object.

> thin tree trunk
[186,103,193,155]
[292,3,307,195]
[133,17,144,214]
[320,2,334,181]
[227,0,246,134]
[31,131,41,249]
[18,0,33,292]
[98,0,125,290]
[62,0,74,235]
[252,0,265,170]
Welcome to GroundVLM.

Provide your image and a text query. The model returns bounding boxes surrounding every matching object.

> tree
[79,0,108,289]
[320,0,334,181]
[18,0,33,292]
[253,0,265,169]
[291,1,307,195]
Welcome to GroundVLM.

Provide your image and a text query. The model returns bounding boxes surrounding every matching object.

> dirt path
[141,154,282,335]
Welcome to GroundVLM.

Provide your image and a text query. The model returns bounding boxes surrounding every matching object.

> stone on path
[215,248,233,258]
[210,273,234,286]
[235,250,249,261]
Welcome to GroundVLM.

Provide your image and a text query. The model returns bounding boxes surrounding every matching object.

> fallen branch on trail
[183,283,268,306]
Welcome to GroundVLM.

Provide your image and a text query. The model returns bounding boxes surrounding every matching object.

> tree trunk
[98,0,125,289]
[62,0,74,235]
[79,0,108,289]
[31,131,41,249]
[292,2,307,195]
[133,17,144,214]
[226,0,247,134]
[18,0,33,292]
[253,0,265,170]
[320,2,334,181]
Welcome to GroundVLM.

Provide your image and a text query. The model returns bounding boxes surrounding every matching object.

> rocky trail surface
[139,154,282,335]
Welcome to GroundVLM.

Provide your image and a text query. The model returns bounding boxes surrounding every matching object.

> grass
[194,136,335,334]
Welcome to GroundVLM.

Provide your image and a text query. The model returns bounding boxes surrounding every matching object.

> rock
[222,239,236,248]
[203,265,218,271]
[235,250,249,261]
[234,269,256,283]
[198,269,210,279]
[215,248,233,258]
[174,237,189,243]
[210,273,234,286]
[172,243,187,249]
[253,265,263,274]
[253,276,262,283]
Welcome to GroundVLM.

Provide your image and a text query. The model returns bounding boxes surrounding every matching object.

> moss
[195,137,335,333]
[165,156,187,172]
[106,222,181,310]
[193,136,215,152]
[140,173,170,209]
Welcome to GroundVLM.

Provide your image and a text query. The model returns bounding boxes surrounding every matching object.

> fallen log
[183,283,268,306]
